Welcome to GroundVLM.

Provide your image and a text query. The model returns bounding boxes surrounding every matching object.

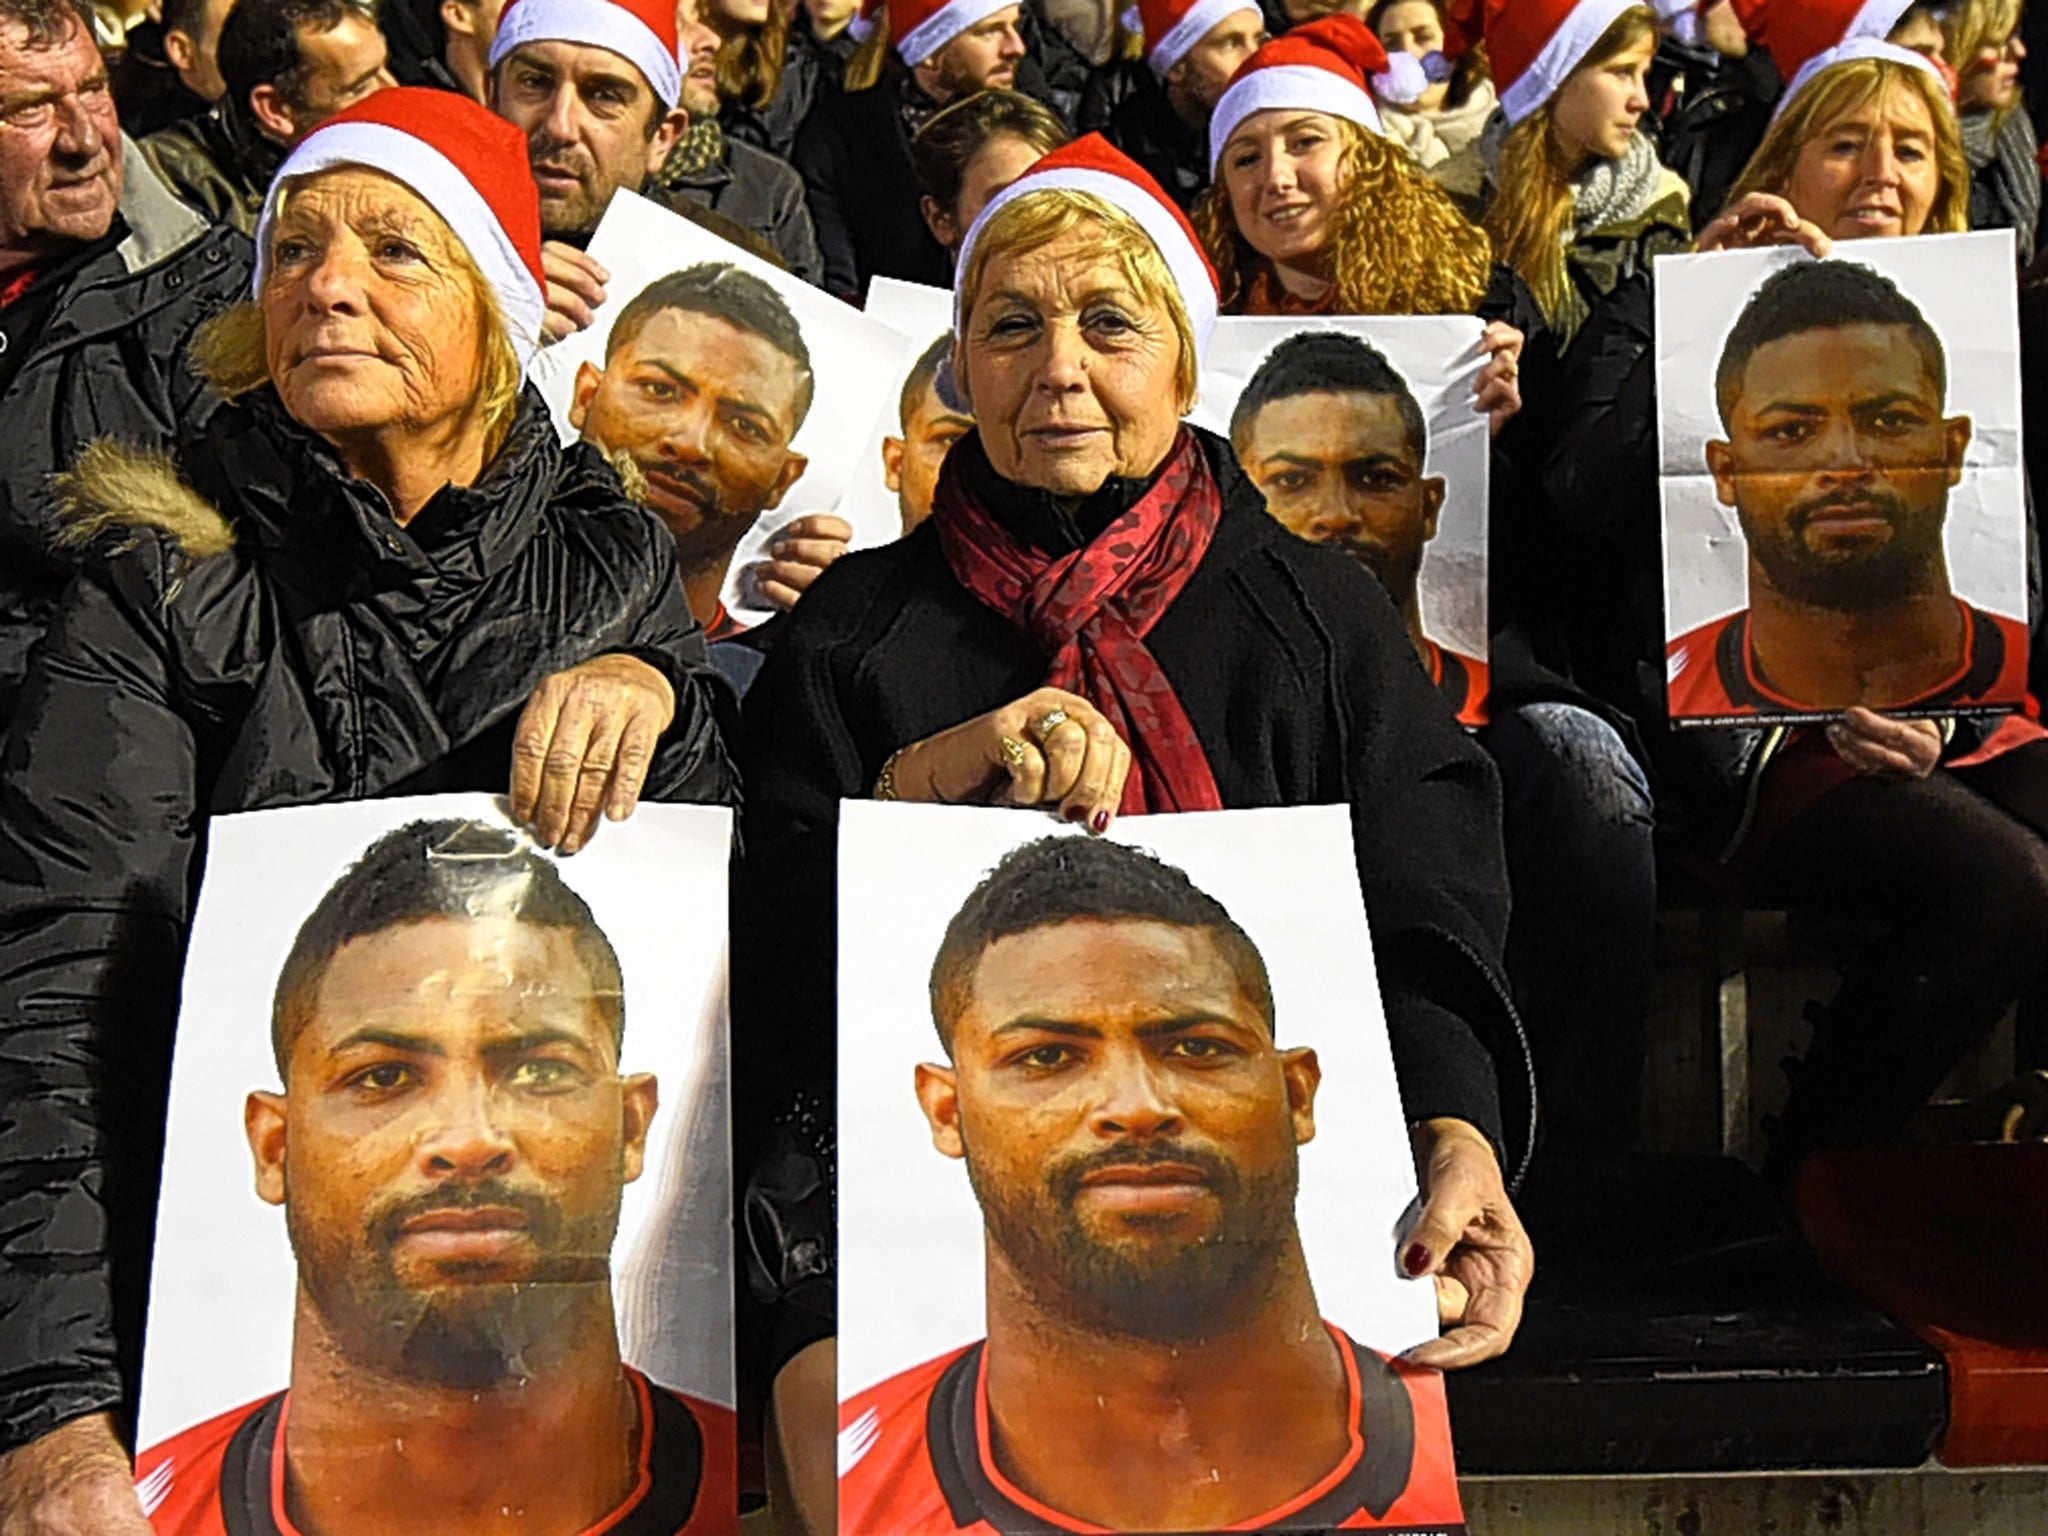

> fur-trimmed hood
[49,438,235,562]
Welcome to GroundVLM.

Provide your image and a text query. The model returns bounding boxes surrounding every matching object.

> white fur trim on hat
[1373,49,1427,104]
[954,166,1218,355]
[1208,63,1381,173]
[897,0,1015,65]
[1499,0,1636,124]
[1774,36,1945,121]
[1148,0,1255,79]
[1850,0,1916,40]
[254,121,549,368]
[488,0,682,107]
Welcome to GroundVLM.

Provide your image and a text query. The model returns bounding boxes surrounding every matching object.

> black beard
[1741,486,1947,613]
[966,1139,1300,1344]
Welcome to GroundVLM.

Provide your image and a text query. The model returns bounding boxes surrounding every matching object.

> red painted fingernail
[1063,805,1085,822]
[1091,810,1110,834]
[1403,1243,1432,1277]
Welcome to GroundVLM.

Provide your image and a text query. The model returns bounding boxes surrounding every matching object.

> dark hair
[605,261,817,429]
[270,819,625,1077]
[161,0,212,42]
[0,0,93,47]
[219,0,368,111]
[898,330,961,427]
[1230,330,1427,462]
[928,836,1275,1052]
[1715,259,1946,428]
[911,88,1069,216]
[713,0,788,110]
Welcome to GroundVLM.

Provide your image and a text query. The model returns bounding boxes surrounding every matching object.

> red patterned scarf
[933,427,1224,816]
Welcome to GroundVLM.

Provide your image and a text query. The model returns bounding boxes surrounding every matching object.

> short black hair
[899,331,963,429]
[219,0,370,112]
[270,819,625,1077]
[1229,330,1427,464]
[605,261,817,431]
[161,0,213,41]
[0,0,92,47]
[1715,259,1947,428]
[928,836,1275,1052]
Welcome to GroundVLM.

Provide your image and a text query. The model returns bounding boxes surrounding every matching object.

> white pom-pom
[848,11,875,40]
[1119,5,1140,34]
[1372,50,1429,105]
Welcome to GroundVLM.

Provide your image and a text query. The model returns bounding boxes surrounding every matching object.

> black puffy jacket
[0,138,250,733]
[0,385,737,1452]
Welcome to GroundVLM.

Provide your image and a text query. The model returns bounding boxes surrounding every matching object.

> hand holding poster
[528,192,921,628]
[836,803,1466,1535]
[1655,232,2028,726]
[1194,316,1493,727]
[135,797,736,1535]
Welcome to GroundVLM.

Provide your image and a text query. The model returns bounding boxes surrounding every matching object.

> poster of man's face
[836,803,1464,1535]
[136,796,736,1536]
[1655,232,2028,726]
[836,278,972,540]
[530,194,920,626]
[1196,316,1492,729]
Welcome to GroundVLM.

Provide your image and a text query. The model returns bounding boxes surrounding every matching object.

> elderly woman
[0,89,732,1527]
[734,135,1535,1533]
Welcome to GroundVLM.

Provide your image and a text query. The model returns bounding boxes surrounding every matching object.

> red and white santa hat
[1206,15,1427,173]
[955,134,1220,354]
[254,88,549,367]
[1118,0,1260,81]
[848,0,1019,66]
[1486,0,1639,124]
[487,0,682,108]
[1731,0,1940,114]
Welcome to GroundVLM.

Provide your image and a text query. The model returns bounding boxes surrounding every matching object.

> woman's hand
[1473,322,1524,437]
[754,514,853,612]
[1399,1117,1534,1371]
[1826,705,1942,779]
[886,687,1131,831]
[1696,192,1833,258]
[511,654,677,853]
[541,242,610,343]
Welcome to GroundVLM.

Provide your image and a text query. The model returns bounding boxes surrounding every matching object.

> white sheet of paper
[837,277,957,546]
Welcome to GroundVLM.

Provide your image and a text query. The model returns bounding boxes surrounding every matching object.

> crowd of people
[0,0,2043,1526]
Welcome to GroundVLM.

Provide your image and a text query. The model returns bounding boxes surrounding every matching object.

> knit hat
[254,88,549,366]
[1207,15,1426,172]
[955,133,1220,355]
[849,0,1019,66]
[1730,0,1938,114]
[1124,0,1261,80]
[1485,0,1640,124]
[488,0,682,108]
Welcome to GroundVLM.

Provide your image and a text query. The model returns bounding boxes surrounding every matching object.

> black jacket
[662,134,825,286]
[0,138,250,733]
[0,387,736,1452]
[109,19,212,139]
[794,67,953,301]
[1647,39,1779,233]
[1079,61,1208,214]
[137,98,284,236]
[731,428,1534,1374]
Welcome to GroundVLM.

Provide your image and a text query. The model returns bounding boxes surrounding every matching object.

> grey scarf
[1571,130,1668,238]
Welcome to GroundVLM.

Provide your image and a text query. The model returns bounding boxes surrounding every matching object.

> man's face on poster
[915,918,1320,1342]
[247,915,657,1389]
[571,304,811,566]
[884,372,974,535]
[1238,388,1446,609]
[1707,321,1972,612]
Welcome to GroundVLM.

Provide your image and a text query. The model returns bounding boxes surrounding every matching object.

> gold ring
[1000,736,1029,771]
[1028,707,1071,746]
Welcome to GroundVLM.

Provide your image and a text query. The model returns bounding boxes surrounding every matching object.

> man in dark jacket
[110,0,232,135]
[1646,0,1778,232]
[0,0,251,736]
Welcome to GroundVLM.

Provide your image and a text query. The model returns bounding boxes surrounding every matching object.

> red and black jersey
[1665,600,2031,725]
[135,1368,736,1536]
[838,1326,1467,1534]
[704,603,749,644]
[1424,641,1489,730]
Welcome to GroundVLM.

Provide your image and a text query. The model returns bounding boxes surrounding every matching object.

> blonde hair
[1193,115,1493,315]
[845,5,891,90]
[1725,59,1970,235]
[955,189,1200,412]
[191,180,525,465]
[1944,0,2025,120]
[1483,4,1658,329]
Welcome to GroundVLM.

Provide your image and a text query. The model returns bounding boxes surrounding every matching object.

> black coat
[663,135,825,287]
[0,139,250,734]
[0,387,736,1452]
[1079,61,1208,214]
[731,427,1534,1373]
[1647,39,1779,233]
[793,68,953,301]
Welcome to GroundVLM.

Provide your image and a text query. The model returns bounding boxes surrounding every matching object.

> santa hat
[254,89,549,367]
[955,134,1220,355]
[1207,15,1427,173]
[487,0,682,108]
[1650,0,1701,48]
[849,0,1019,65]
[1119,0,1259,81]
[1730,0,1940,114]
[1486,0,1639,124]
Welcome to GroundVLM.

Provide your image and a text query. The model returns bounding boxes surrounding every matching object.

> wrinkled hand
[1826,705,1942,779]
[1400,1117,1534,1371]
[754,514,853,612]
[0,1415,151,1536]
[888,687,1131,830]
[511,654,676,853]
[1473,321,1525,437]
[1696,192,1832,258]
[542,242,610,343]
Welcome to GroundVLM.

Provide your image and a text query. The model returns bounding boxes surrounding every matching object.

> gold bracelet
[872,747,907,801]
